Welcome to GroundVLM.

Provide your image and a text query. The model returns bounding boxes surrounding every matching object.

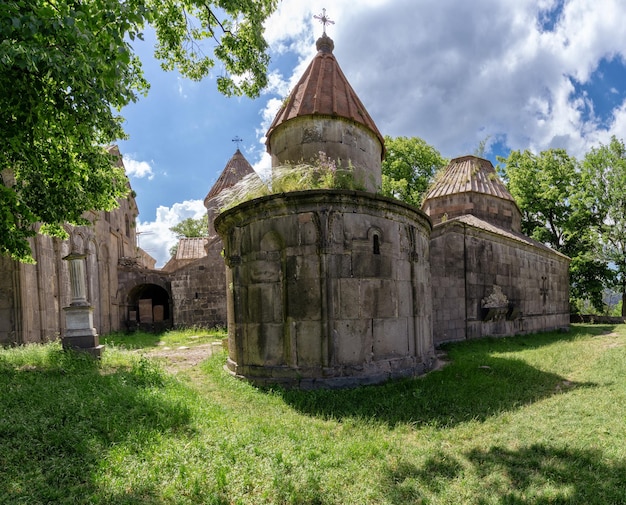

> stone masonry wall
[170,240,227,329]
[0,191,153,344]
[0,255,18,344]
[216,190,435,388]
[429,227,467,343]
[430,218,570,344]
[268,116,383,192]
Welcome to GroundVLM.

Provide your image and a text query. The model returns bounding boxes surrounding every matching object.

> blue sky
[117,0,626,266]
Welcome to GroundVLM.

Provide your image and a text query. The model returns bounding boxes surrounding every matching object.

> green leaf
[0,0,277,262]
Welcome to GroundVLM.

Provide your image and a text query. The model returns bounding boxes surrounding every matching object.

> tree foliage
[168,215,208,257]
[581,136,626,316]
[170,216,209,239]
[380,136,447,207]
[499,148,612,312]
[0,0,277,262]
[500,149,580,247]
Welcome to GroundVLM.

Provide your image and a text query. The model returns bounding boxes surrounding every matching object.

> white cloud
[256,0,626,160]
[123,155,154,180]
[109,0,626,279]
[136,199,206,268]
[252,151,272,180]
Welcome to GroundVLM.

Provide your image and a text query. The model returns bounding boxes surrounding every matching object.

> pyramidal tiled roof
[266,34,384,153]
[424,155,515,202]
[175,237,208,260]
[204,149,258,205]
[161,237,209,272]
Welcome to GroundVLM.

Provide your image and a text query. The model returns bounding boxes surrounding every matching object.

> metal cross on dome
[232,136,243,149]
[314,8,334,34]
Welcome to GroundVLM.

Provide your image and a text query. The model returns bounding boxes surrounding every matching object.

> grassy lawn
[101,327,226,349]
[1,324,625,504]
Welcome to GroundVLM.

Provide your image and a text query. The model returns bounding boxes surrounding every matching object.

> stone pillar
[62,252,104,358]
[68,255,89,306]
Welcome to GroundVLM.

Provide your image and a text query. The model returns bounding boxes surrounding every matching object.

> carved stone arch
[125,282,172,330]
[70,230,85,255]
[260,229,284,252]
[367,226,384,242]
[367,226,383,255]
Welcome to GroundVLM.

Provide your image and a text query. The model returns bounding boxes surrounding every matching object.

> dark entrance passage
[127,283,172,331]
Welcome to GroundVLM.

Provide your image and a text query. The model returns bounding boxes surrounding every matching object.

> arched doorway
[127,283,172,331]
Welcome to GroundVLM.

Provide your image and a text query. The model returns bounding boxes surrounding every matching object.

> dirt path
[144,342,223,372]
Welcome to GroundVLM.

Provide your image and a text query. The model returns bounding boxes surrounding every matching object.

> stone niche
[215,189,436,389]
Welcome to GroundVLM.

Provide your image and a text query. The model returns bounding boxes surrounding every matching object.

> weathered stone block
[373,318,408,357]
[286,278,321,319]
[286,255,320,280]
[338,278,361,319]
[294,321,323,366]
[248,260,282,284]
[352,253,393,278]
[243,323,285,367]
[397,281,413,317]
[247,284,282,323]
[334,318,372,365]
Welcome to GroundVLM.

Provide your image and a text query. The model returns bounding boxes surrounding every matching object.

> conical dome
[422,155,522,231]
[266,34,384,192]
[266,34,384,151]
[204,149,261,237]
[204,149,258,207]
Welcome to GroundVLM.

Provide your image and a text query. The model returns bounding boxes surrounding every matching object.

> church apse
[216,190,436,388]
[214,14,438,388]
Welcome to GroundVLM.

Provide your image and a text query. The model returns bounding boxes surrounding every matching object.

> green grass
[1,325,626,504]
[101,327,226,350]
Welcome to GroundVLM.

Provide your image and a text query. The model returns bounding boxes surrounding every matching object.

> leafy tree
[499,149,580,246]
[581,136,626,316]
[499,148,611,312]
[380,136,447,207]
[169,215,208,257]
[0,0,277,262]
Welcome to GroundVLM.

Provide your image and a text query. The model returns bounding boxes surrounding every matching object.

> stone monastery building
[0,147,168,345]
[212,33,570,387]
[0,31,570,386]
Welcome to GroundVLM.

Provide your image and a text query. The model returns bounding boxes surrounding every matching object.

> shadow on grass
[381,445,626,504]
[0,349,192,504]
[277,329,599,428]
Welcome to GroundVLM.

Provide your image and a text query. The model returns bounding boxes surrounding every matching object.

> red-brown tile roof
[266,34,384,155]
[434,214,570,261]
[204,149,259,205]
[160,237,209,272]
[424,155,515,201]
[175,237,208,260]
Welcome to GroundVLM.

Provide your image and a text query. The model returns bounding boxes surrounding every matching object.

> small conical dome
[266,35,384,152]
[204,149,258,207]
[422,155,522,231]
[265,35,384,192]
[204,149,261,237]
